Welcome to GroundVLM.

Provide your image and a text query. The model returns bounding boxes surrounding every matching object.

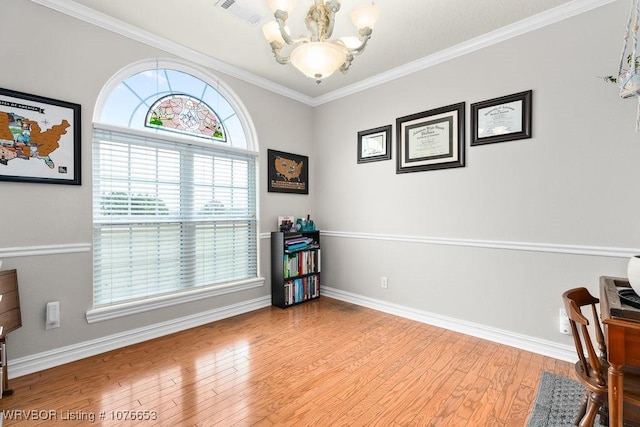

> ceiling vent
[215,0,262,26]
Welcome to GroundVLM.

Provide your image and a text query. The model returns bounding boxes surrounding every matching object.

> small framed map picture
[267,149,308,194]
[0,88,81,185]
[357,125,391,164]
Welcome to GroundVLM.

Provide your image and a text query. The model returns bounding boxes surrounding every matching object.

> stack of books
[284,235,317,252]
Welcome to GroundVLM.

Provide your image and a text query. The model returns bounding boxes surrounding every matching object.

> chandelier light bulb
[339,36,361,50]
[351,4,380,30]
[263,21,285,44]
[268,0,296,13]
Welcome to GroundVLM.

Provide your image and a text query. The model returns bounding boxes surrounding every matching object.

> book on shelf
[285,236,313,245]
[283,274,320,306]
[286,242,309,251]
[283,249,320,278]
[284,234,319,253]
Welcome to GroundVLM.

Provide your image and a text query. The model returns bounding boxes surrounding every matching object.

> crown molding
[31,0,616,107]
[29,0,315,106]
[311,0,618,106]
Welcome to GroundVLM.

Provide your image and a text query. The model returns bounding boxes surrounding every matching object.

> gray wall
[0,0,313,360]
[313,0,636,343]
[0,0,636,366]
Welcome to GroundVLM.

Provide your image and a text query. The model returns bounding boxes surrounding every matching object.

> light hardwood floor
[0,297,572,426]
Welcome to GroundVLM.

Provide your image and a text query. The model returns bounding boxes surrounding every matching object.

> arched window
[88,59,261,322]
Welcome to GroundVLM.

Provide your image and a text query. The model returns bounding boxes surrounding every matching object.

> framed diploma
[396,102,465,174]
[357,125,391,163]
[471,90,532,146]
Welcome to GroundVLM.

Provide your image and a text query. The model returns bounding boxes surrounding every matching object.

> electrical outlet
[46,301,60,329]
[559,308,571,335]
[380,276,388,289]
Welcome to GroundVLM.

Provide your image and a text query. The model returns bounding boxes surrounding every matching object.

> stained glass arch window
[145,94,227,142]
[89,59,261,321]
[94,59,256,151]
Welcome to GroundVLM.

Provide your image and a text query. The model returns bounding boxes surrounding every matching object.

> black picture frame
[0,87,81,185]
[471,90,532,146]
[357,125,392,163]
[396,102,465,174]
[267,149,309,194]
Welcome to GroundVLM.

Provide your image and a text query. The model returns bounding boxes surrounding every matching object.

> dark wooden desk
[600,276,640,427]
[0,269,21,398]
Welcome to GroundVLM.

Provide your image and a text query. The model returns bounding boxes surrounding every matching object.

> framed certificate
[357,125,391,163]
[471,90,532,146]
[396,102,465,173]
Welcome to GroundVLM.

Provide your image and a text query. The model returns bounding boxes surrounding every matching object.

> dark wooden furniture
[563,287,610,426]
[271,231,320,308]
[600,276,640,427]
[0,269,21,397]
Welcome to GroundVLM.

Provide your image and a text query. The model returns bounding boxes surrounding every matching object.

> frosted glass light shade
[339,36,361,50]
[290,42,347,81]
[268,0,296,13]
[263,21,285,44]
[351,4,380,30]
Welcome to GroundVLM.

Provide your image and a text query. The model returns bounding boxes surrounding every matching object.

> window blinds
[92,128,258,307]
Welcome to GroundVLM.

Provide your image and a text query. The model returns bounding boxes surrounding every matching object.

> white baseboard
[8,287,576,380]
[321,286,576,363]
[8,296,271,379]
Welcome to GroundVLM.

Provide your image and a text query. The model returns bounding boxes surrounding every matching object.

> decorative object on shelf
[602,0,640,130]
[470,90,532,146]
[278,215,296,232]
[627,255,640,295]
[0,88,81,185]
[357,124,391,164]
[396,102,465,174]
[297,215,316,231]
[268,149,309,194]
[262,0,380,84]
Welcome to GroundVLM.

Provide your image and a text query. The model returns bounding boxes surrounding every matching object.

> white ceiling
[36,0,614,104]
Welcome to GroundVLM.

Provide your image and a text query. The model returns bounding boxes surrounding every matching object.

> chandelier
[262,0,379,84]
[617,0,640,130]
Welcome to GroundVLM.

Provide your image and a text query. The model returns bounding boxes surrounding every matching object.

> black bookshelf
[271,231,320,308]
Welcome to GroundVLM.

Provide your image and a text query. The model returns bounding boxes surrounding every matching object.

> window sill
[86,277,265,323]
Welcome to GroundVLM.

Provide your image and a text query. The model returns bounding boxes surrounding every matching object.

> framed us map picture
[267,149,309,194]
[0,88,81,185]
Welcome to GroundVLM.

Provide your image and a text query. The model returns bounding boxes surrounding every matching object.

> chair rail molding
[0,243,91,258]
[320,230,638,259]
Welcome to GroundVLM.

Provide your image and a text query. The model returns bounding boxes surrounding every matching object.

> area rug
[527,371,600,427]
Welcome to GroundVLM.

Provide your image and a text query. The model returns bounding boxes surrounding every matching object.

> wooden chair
[563,287,640,426]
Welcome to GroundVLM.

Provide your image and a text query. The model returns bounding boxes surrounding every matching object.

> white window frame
[87,59,262,323]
